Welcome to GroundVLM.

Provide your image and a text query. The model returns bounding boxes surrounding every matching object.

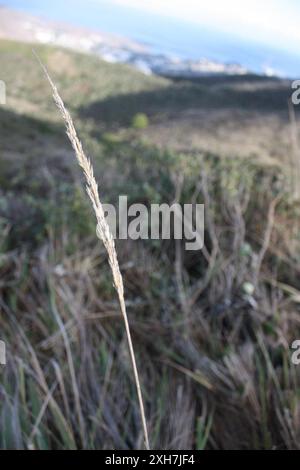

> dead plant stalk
[34,52,150,450]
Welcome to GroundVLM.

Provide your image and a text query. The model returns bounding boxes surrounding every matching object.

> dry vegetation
[1,40,300,449]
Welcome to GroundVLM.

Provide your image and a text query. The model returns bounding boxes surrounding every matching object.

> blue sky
[3,0,300,76]
[4,0,300,57]
[108,0,300,56]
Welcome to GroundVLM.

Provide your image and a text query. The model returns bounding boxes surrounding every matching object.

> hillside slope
[0,39,295,164]
[0,40,300,450]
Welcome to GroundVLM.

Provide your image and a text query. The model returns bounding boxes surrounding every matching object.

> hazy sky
[104,0,300,55]
[4,0,300,75]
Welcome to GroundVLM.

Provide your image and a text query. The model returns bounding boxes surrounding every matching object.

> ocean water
[3,0,300,77]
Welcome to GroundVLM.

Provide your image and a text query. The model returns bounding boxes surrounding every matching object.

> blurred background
[0,0,300,450]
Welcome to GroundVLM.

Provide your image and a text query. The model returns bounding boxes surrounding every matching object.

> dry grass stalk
[34,51,150,450]
[288,98,300,201]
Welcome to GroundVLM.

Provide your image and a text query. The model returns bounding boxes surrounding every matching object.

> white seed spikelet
[34,51,150,450]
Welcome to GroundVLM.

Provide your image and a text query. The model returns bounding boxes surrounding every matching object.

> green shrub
[131,113,149,129]
[101,132,122,145]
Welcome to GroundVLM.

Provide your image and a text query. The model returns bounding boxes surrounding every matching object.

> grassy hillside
[1,39,294,161]
[1,39,300,450]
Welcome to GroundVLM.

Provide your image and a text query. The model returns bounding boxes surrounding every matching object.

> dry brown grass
[34,51,150,450]
[1,144,300,449]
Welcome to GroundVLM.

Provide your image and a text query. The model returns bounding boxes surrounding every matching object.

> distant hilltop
[0,5,249,77]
